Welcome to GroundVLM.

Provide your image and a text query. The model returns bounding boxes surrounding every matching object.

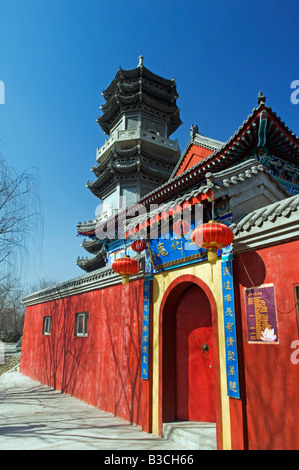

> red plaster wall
[175,144,213,176]
[20,279,151,431]
[232,240,299,450]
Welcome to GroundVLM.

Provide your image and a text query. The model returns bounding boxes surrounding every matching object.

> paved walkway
[0,370,187,451]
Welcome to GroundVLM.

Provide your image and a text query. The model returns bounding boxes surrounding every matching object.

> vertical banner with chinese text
[221,259,240,399]
[141,278,151,380]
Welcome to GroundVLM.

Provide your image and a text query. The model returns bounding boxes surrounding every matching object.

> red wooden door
[176,285,215,422]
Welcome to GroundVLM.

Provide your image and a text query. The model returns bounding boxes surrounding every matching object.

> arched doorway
[160,276,217,425]
[176,285,215,422]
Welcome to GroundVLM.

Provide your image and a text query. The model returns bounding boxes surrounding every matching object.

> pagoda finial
[138,55,144,67]
[257,90,266,106]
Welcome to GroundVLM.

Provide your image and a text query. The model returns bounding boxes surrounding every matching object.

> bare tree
[0,276,60,343]
[0,273,25,341]
[0,154,41,267]
[29,277,59,294]
[0,153,42,341]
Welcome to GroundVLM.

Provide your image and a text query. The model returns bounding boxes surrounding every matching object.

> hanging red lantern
[192,221,234,266]
[112,256,140,285]
[131,239,147,253]
[172,219,190,236]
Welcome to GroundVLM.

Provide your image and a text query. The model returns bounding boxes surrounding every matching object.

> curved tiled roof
[125,158,287,235]
[125,102,299,208]
[231,193,299,234]
[102,63,176,100]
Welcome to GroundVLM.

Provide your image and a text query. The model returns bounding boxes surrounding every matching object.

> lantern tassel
[207,248,217,282]
[122,274,129,285]
[207,247,217,265]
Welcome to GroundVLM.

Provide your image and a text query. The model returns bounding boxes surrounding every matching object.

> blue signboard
[107,243,135,266]
[221,259,240,399]
[148,221,208,271]
[141,278,151,380]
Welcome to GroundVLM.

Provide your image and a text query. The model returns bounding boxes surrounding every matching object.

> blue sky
[0,0,298,288]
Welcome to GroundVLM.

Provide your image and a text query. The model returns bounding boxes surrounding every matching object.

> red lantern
[192,221,234,266]
[131,239,147,253]
[112,256,140,285]
[172,219,190,236]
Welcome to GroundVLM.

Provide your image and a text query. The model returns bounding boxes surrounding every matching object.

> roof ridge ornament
[257,109,268,154]
[257,90,266,106]
[190,124,199,141]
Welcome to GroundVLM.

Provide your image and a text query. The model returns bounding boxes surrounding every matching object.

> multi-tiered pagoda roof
[97,56,182,136]
[77,57,183,272]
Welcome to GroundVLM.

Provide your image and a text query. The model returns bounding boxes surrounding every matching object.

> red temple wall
[20,238,299,448]
[232,239,299,450]
[20,279,151,431]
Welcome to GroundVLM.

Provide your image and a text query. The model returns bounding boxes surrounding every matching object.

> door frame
[158,274,222,440]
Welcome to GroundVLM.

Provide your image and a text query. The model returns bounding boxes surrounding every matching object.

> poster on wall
[244,284,279,344]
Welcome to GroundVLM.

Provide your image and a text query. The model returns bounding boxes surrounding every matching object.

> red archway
[158,274,222,444]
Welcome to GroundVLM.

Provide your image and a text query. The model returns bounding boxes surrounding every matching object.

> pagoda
[77,57,182,272]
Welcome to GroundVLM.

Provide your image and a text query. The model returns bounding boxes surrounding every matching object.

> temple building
[77,56,182,272]
[21,60,299,450]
